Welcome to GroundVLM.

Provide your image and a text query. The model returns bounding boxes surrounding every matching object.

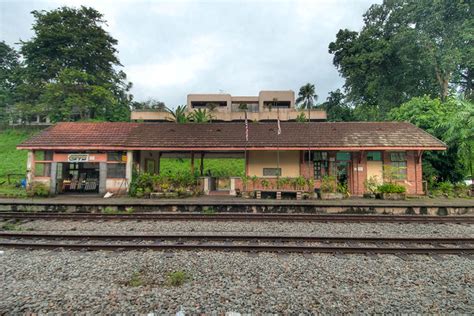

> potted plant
[320,176,343,200]
[377,183,406,200]
[260,178,270,190]
[251,175,259,190]
[363,175,380,198]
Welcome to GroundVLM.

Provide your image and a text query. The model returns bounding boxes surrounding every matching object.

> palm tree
[165,105,188,123]
[296,83,318,179]
[296,83,318,122]
[188,108,212,123]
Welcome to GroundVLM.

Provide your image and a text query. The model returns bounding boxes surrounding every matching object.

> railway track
[1,232,473,255]
[1,212,473,223]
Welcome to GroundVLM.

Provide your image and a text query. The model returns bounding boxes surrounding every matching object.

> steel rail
[1,212,473,223]
[1,232,473,244]
[0,241,472,254]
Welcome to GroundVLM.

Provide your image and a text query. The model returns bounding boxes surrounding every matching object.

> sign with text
[68,154,89,162]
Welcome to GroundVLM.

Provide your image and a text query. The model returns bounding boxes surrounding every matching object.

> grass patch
[127,271,145,287]
[1,222,23,231]
[167,270,190,286]
[102,206,135,214]
[0,128,43,197]
[160,158,244,177]
[202,206,216,215]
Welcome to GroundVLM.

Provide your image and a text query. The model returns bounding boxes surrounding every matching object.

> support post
[50,162,57,195]
[26,150,34,189]
[99,162,107,194]
[126,151,133,192]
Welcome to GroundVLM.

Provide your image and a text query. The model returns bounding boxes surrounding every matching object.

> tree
[389,96,473,184]
[39,68,118,121]
[328,0,471,118]
[17,6,132,122]
[0,42,22,123]
[132,99,166,111]
[296,83,318,121]
[320,89,354,122]
[166,105,189,123]
[188,108,213,123]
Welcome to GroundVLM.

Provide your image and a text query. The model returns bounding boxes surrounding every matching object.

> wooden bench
[255,190,302,200]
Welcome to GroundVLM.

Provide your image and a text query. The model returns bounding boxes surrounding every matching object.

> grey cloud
[0,0,380,107]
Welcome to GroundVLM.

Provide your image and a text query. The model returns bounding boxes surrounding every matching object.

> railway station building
[17,120,446,197]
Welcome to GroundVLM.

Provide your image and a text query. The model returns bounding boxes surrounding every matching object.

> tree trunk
[435,67,450,101]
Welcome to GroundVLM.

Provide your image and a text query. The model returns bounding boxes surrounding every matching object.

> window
[145,159,156,174]
[313,151,329,180]
[35,163,51,177]
[367,151,382,161]
[336,152,351,161]
[107,152,126,162]
[34,150,53,161]
[107,163,126,178]
[390,152,407,179]
[263,168,281,176]
[263,101,291,108]
[191,101,226,108]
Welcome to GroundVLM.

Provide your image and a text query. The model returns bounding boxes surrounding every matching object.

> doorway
[57,162,100,193]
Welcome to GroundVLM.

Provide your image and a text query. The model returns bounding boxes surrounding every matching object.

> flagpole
[277,105,280,180]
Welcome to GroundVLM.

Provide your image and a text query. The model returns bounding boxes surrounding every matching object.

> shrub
[377,183,406,194]
[260,179,270,189]
[294,176,307,190]
[306,178,315,192]
[337,183,349,195]
[364,176,380,194]
[167,270,190,286]
[27,183,49,197]
[437,181,454,196]
[453,183,469,198]
[320,176,337,193]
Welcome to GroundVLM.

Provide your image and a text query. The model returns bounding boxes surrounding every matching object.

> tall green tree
[329,0,472,119]
[17,6,132,122]
[296,83,318,121]
[0,42,22,123]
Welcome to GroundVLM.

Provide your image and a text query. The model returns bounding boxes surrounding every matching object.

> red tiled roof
[17,122,446,150]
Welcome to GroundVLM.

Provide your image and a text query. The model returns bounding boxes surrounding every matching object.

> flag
[277,108,281,135]
[245,111,249,142]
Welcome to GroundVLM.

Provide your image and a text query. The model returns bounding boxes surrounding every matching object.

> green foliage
[202,207,216,215]
[293,176,307,190]
[188,108,213,123]
[337,183,349,195]
[320,89,354,122]
[430,181,470,198]
[1,222,23,231]
[27,182,49,197]
[377,183,406,194]
[12,6,132,123]
[260,178,270,189]
[0,42,22,124]
[295,112,307,122]
[127,271,144,287]
[320,176,337,193]
[167,270,190,286]
[296,83,318,110]
[389,96,473,183]
[166,105,189,123]
[364,176,381,194]
[328,0,472,119]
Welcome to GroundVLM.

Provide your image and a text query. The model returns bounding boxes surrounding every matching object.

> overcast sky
[0,0,379,107]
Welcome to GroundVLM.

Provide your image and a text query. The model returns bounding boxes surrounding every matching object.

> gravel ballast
[1,249,473,314]
[8,219,474,237]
